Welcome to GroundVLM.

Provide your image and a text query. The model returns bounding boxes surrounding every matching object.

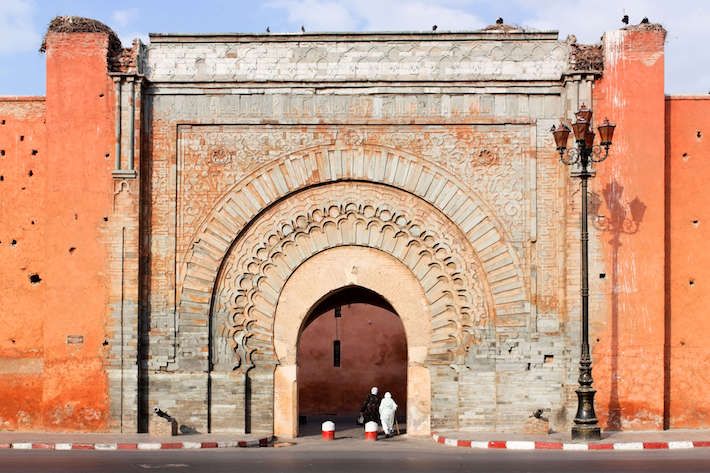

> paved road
[2,438,710,473]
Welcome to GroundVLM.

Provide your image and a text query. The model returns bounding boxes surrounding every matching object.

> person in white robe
[378,392,398,437]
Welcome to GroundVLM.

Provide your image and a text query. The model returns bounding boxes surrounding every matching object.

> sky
[0,0,707,95]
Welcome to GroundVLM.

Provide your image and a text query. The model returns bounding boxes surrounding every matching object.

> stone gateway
[1,17,709,435]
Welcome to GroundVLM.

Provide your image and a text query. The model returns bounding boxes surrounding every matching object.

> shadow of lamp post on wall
[551,105,616,440]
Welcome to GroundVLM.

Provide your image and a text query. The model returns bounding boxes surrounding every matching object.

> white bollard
[364,421,378,441]
[321,420,335,441]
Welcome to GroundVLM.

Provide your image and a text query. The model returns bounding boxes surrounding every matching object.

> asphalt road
[1,439,710,473]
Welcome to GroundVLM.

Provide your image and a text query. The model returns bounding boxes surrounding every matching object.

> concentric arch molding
[172,144,529,369]
[211,182,491,370]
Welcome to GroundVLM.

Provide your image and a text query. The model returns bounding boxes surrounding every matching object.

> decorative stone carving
[212,183,491,370]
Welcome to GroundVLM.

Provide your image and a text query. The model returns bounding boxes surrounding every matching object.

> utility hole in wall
[19,135,24,141]
[10,239,17,246]
[682,152,689,161]
[31,150,38,156]
[692,219,700,228]
[689,279,696,287]
[29,273,41,284]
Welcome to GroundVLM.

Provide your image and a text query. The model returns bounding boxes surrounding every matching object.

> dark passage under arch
[297,286,408,420]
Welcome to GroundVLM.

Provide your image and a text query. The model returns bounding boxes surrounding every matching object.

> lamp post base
[572,424,601,440]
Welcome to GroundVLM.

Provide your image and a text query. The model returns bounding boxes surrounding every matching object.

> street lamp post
[551,105,616,440]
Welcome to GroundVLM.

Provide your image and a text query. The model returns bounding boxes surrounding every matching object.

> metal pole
[572,150,601,440]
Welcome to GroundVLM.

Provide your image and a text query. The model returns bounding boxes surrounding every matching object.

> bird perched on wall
[496,17,504,24]
[301,25,305,32]
[432,24,437,31]
[640,17,649,24]
[622,14,629,25]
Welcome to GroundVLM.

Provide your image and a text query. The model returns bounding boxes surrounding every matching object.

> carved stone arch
[177,144,528,372]
[213,182,490,369]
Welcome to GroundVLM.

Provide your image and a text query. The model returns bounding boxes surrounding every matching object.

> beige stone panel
[272,246,432,437]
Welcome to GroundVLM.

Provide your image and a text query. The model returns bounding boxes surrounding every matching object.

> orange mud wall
[592,27,666,430]
[298,304,407,417]
[0,32,115,431]
[665,96,710,428]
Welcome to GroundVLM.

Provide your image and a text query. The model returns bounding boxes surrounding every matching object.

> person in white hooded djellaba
[378,392,398,437]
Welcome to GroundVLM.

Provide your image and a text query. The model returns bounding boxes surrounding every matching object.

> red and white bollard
[364,421,378,441]
[321,421,335,441]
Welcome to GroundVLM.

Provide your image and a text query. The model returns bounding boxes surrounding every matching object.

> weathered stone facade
[107,28,598,436]
[4,18,708,435]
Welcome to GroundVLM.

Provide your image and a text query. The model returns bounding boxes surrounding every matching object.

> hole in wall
[692,219,700,227]
[10,338,15,344]
[1,119,5,125]
[68,247,76,254]
[599,273,606,279]
[689,279,695,287]
[596,338,600,342]
[99,93,104,98]
[526,362,531,371]
[31,220,35,225]
[0,176,4,181]
[105,153,110,160]
[29,273,41,284]
[697,130,703,139]
[31,149,38,156]
[682,152,689,161]
[28,170,33,177]
[74,213,78,220]
[20,186,25,190]
[102,339,109,346]
[19,135,24,141]
[103,216,109,222]
[1,150,5,156]
[680,340,686,346]
[544,354,554,364]
[10,239,17,246]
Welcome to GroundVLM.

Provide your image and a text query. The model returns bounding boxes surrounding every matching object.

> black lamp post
[551,105,616,440]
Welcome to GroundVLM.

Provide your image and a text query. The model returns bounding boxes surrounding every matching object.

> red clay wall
[0,32,115,431]
[298,303,407,417]
[666,96,710,428]
[592,26,667,430]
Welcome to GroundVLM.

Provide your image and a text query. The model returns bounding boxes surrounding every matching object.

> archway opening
[297,286,407,430]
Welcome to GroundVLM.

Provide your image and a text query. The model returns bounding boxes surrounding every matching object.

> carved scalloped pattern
[212,183,490,370]
[174,144,528,369]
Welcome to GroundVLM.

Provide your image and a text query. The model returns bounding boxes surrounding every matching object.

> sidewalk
[0,431,273,450]
[432,429,710,452]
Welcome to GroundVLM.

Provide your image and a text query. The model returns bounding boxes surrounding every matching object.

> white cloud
[265,0,485,32]
[510,0,710,94]
[0,0,40,54]
[111,7,139,28]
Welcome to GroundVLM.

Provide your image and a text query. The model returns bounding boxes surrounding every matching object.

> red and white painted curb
[432,433,710,452]
[0,437,273,451]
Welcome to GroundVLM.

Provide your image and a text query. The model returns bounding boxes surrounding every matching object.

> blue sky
[1,0,708,95]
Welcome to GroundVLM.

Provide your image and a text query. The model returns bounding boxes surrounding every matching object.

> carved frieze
[212,183,492,370]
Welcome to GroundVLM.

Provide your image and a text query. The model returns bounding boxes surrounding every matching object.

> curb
[432,434,710,452]
[0,436,273,451]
